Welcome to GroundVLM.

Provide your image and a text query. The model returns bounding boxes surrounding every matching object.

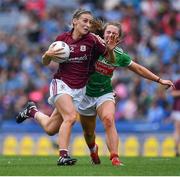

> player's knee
[103,114,114,129]
[63,112,77,125]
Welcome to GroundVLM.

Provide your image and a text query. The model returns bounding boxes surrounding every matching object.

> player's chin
[82,29,89,35]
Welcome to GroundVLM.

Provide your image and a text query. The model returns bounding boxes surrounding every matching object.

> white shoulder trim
[114,47,123,54]
[128,60,133,66]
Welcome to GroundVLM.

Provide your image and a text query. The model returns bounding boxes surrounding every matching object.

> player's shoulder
[56,31,71,41]
[88,32,105,46]
[114,47,124,54]
[89,32,100,41]
[88,32,96,38]
[175,79,180,88]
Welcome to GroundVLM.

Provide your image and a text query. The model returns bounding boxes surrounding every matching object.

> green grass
[0,155,180,176]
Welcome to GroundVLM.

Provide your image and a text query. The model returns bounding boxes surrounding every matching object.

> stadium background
[0,0,179,157]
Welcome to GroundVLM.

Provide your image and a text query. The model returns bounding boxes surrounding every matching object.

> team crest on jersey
[80,45,86,51]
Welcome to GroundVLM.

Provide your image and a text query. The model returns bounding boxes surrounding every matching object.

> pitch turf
[0,155,180,176]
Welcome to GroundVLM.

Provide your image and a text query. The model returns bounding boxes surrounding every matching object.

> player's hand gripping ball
[49,41,70,63]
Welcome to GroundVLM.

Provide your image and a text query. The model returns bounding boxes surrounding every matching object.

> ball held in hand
[49,41,70,63]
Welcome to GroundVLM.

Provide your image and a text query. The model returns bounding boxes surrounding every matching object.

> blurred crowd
[0,0,179,124]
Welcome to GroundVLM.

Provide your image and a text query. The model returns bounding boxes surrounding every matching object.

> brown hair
[72,8,92,19]
[90,19,104,38]
[90,20,122,38]
[104,22,122,38]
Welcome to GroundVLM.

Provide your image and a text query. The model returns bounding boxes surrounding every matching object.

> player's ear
[72,18,78,26]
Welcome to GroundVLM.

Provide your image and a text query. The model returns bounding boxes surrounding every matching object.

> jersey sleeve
[175,79,180,90]
[55,33,66,41]
[114,47,132,67]
[91,33,107,56]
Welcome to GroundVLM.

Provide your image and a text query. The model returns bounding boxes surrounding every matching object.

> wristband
[156,77,161,83]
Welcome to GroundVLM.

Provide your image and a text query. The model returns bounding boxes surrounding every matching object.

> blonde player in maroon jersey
[16,9,116,166]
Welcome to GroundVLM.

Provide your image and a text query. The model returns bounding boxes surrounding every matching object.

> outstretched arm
[127,61,175,89]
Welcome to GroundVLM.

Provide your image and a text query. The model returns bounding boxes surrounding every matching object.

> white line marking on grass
[149,158,171,161]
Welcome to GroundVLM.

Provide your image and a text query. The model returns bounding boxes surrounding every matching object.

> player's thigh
[97,100,115,121]
[48,108,63,134]
[175,120,180,134]
[55,94,76,120]
[80,114,96,133]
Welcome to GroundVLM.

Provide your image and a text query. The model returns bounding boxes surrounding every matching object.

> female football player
[16,9,116,166]
[78,21,175,166]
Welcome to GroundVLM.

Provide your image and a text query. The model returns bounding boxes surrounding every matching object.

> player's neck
[72,30,83,40]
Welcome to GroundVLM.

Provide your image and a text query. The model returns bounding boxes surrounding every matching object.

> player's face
[73,14,93,36]
[104,25,120,42]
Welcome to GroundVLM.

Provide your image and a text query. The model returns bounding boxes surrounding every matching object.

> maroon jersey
[173,79,180,111]
[53,31,107,89]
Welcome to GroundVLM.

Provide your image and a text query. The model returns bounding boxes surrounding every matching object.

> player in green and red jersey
[78,22,175,166]
[86,47,131,97]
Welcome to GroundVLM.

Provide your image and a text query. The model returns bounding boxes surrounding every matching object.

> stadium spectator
[147,99,167,123]
[78,21,174,166]
[0,0,179,129]
[16,8,112,166]
[25,0,46,19]
[171,79,180,157]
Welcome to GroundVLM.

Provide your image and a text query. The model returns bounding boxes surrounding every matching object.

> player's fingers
[52,57,65,63]
[111,34,118,41]
[55,52,65,56]
[110,35,115,42]
[165,85,171,90]
[115,36,120,43]
[53,52,65,58]
[165,83,175,90]
[171,84,175,89]
[112,34,117,41]
[51,43,56,48]
[106,39,110,45]
[108,35,119,46]
[116,39,121,45]
[54,48,64,52]
[46,50,55,56]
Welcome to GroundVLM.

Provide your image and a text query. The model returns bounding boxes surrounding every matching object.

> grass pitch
[0,155,180,176]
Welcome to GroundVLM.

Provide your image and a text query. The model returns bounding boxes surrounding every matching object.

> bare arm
[127,61,175,89]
